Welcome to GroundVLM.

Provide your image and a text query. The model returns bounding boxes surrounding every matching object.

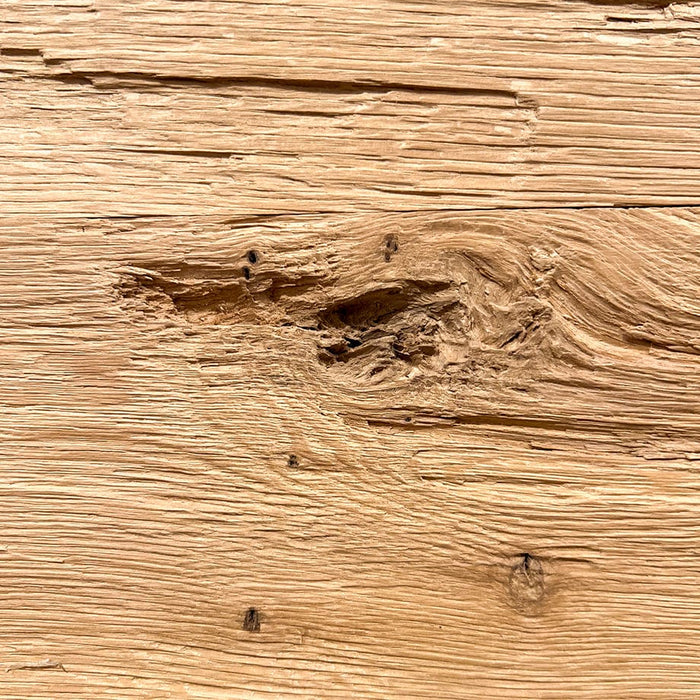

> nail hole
[384,234,399,262]
[288,454,299,468]
[242,266,251,280]
[247,250,259,264]
[243,607,261,632]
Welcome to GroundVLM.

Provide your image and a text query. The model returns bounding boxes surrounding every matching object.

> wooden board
[3,0,700,214]
[2,2,700,698]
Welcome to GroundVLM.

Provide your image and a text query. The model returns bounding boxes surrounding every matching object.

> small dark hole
[242,266,251,280]
[247,250,259,264]
[330,305,349,325]
[404,416,412,422]
[384,234,399,261]
[288,454,299,468]
[243,607,261,632]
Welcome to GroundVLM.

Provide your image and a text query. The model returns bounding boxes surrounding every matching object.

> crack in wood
[39,60,521,100]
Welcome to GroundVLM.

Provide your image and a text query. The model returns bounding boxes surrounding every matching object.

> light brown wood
[3,0,700,214]
[2,2,700,698]
[1,209,699,697]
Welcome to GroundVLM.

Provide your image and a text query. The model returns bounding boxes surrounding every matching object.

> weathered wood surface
[2,209,699,697]
[3,0,700,214]
[2,2,700,698]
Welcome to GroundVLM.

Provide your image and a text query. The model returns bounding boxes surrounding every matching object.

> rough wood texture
[2,2,700,698]
[3,0,700,214]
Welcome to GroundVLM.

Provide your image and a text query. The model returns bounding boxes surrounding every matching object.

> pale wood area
[3,0,700,214]
[2,2,700,698]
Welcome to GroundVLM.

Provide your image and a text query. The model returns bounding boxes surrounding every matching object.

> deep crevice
[1,47,44,57]
[42,62,518,99]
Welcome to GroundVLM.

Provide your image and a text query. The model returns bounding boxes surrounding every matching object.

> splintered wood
[1,1,700,698]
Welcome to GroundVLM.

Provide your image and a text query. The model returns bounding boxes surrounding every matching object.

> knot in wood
[508,553,545,612]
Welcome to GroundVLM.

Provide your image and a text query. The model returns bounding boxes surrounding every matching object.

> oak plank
[0,208,698,697]
[2,1,700,214]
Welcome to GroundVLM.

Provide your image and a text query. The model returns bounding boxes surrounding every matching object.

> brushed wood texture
[2,1,700,697]
[2,0,700,214]
[1,209,699,697]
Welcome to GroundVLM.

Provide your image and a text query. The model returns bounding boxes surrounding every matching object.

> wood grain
[3,0,700,214]
[2,0,700,697]
[1,209,699,697]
